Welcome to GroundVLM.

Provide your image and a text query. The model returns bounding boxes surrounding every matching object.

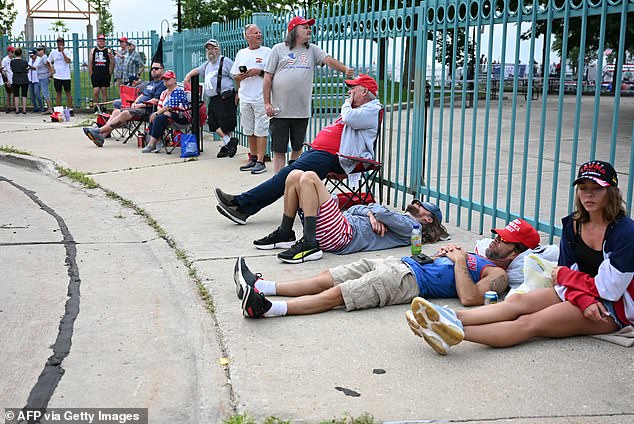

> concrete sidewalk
[0,114,632,423]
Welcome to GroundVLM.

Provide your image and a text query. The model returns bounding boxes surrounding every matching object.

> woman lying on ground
[406,160,634,355]
[142,70,191,153]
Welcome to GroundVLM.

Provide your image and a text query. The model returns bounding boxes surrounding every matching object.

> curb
[0,152,57,176]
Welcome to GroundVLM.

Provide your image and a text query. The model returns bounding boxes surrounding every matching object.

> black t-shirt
[10,58,29,85]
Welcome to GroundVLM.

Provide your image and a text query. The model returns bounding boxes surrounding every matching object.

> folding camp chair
[95,85,144,143]
[325,108,384,209]
[158,83,208,154]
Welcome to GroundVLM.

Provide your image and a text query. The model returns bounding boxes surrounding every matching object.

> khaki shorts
[240,101,269,137]
[330,256,419,311]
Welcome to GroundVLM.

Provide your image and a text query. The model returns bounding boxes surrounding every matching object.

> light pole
[161,19,171,37]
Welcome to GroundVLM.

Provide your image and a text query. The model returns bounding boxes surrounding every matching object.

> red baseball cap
[97,34,106,40]
[491,218,540,249]
[345,74,378,96]
[7,46,15,52]
[288,16,315,32]
[161,70,176,80]
[118,36,128,42]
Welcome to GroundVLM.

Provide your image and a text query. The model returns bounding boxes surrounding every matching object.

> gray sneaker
[250,162,266,174]
[239,158,257,171]
[89,128,104,147]
[141,144,155,153]
[153,140,164,153]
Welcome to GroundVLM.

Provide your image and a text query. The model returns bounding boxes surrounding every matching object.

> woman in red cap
[406,160,633,355]
[142,70,191,153]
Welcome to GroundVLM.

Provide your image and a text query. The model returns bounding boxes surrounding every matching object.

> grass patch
[56,166,98,189]
[0,145,32,155]
[222,413,374,424]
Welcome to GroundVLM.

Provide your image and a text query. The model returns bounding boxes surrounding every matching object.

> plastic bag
[178,133,199,158]
[506,253,557,299]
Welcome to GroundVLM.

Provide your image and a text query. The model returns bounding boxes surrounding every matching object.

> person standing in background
[48,36,74,112]
[1,46,15,113]
[263,16,354,173]
[88,34,114,111]
[27,49,43,113]
[231,24,271,174]
[10,48,30,114]
[113,36,129,88]
[36,45,53,114]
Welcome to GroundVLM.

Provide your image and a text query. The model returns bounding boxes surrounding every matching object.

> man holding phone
[48,36,74,112]
[231,24,272,174]
[234,219,540,318]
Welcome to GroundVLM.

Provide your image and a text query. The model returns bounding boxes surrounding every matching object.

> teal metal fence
[4,0,633,240]
[1,32,158,109]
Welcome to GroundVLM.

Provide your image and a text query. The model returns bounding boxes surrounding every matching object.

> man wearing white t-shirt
[231,24,272,174]
[47,36,74,111]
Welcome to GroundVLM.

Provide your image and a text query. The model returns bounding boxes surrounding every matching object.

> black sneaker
[242,285,272,318]
[254,228,296,250]
[277,238,323,264]
[216,203,250,225]
[217,145,229,158]
[227,137,239,158]
[233,256,262,300]
[239,158,257,171]
[214,187,237,207]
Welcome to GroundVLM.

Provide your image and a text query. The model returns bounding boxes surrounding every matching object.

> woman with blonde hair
[407,160,633,355]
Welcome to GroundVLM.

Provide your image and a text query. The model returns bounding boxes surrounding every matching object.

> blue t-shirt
[138,79,166,103]
[401,253,496,298]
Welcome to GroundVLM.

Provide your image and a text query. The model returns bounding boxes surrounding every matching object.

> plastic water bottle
[411,224,422,255]
[63,107,70,122]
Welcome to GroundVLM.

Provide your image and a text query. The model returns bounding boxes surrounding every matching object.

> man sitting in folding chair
[82,62,165,147]
[253,169,449,263]
[141,70,191,153]
[216,74,382,224]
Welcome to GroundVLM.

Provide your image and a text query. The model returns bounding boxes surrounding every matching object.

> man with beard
[185,39,238,158]
[252,169,449,264]
[264,16,355,173]
[234,219,540,318]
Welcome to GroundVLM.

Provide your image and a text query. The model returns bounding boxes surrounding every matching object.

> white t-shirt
[28,56,41,83]
[1,55,13,84]
[230,46,271,103]
[48,49,72,80]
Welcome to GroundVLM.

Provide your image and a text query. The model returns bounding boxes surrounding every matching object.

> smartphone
[412,253,434,265]
[239,66,247,73]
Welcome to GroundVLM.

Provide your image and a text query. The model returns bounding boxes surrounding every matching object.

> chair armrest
[336,153,382,167]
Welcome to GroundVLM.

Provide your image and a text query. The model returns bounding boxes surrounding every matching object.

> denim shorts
[599,299,627,329]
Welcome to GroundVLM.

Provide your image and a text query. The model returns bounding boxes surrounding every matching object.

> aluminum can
[484,291,498,305]
[137,134,145,148]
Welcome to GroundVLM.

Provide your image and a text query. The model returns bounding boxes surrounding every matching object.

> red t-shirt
[310,117,344,155]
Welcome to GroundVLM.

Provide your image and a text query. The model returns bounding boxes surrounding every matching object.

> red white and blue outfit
[555,214,634,327]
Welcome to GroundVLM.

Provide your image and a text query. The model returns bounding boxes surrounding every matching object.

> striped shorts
[315,196,353,252]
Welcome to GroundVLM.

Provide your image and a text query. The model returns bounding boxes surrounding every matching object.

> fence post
[191,74,203,153]
[150,30,158,64]
[72,33,81,108]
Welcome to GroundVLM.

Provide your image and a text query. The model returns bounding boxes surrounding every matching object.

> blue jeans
[29,82,43,110]
[148,113,189,139]
[235,149,344,216]
[39,79,51,110]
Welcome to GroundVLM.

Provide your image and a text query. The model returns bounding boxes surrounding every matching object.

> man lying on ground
[234,218,540,318]
[254,169,449,263]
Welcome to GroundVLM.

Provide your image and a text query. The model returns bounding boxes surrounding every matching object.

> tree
[89,0,114,35]
[0,0,18,37]
[50,20,70,35]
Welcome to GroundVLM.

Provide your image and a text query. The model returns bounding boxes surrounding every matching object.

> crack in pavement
[0,176,82,417]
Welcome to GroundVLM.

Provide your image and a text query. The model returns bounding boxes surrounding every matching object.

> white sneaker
[153,140,164,153]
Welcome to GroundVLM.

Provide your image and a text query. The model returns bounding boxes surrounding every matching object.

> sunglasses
[494,234,510,244]
[411,199,422,206]
[151,67,163,70]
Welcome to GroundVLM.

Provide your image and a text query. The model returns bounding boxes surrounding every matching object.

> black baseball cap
[573,160,618,188]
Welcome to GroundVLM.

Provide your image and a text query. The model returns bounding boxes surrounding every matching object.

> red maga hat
[491,218,540,249]
[287,16,315,32]
[345,74,379,96]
